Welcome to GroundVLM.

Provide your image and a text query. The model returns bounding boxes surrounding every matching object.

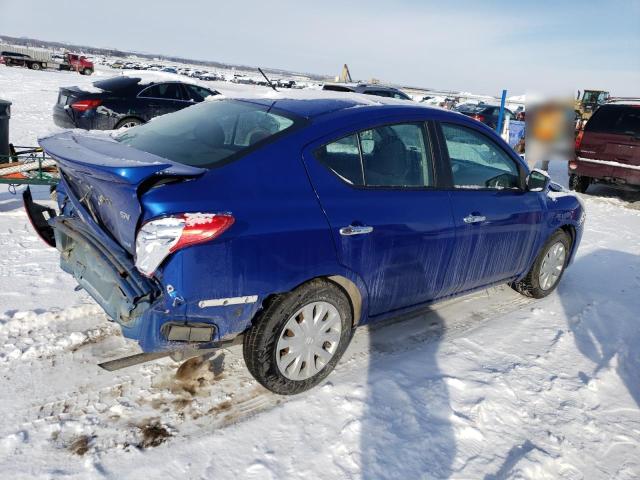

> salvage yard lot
[0,65,639,479]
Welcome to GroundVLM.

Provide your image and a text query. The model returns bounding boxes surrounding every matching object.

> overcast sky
[1,0,638,96]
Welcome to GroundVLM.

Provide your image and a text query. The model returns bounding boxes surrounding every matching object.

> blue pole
[496,89,507,134]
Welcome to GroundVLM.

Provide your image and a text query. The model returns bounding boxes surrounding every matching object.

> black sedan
[53,76,219,130]
[454,103,514,130]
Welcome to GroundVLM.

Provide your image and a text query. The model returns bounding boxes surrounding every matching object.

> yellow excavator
[575,89,610,121]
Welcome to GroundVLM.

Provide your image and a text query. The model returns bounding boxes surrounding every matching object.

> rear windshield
[586,105,640,136]
[115,99,299,168]
[322,85,354,92]
[93,76,141,92]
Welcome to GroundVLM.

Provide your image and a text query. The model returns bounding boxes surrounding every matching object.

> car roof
[231,90,426,119]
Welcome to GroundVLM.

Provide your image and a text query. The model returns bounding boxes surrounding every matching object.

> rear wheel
[511,230,571,298]
[243,279,353,395]
[115,117,143,129]
[569,174,590,193]
[30,62,42,71]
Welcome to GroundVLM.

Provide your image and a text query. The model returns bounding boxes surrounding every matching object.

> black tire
[569,174,589,193]
[115,117,143,129]
[30,62,42,71]
[83,68,93,76]
[511,229,571,299]
[243,279,353,395]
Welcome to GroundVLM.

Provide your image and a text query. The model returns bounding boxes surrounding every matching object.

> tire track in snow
[1,285,536,456]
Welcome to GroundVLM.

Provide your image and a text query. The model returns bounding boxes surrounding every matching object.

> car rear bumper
[23,181,252,352]
[573,156,640,186]
[52,105,78,129]
[52,104,119,130]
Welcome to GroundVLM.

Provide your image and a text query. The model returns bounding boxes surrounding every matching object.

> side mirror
[527,169,550,192]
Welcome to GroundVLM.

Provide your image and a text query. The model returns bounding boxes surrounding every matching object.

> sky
[1,0,639,96]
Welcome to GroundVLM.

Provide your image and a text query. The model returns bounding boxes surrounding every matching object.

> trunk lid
[39,131,206,253]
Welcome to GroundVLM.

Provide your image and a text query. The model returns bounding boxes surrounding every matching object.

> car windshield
[115,99,300,168]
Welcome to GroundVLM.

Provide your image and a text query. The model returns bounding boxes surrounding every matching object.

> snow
[0,65,639,479]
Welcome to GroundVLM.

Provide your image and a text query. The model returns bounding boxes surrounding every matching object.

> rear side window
[116,100,298,168]
[139,83,185,100]
[441,123,520,189]
[586,105,640,136]
[316,122,433,187]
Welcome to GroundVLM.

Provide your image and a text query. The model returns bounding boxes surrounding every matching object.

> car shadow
[359,307,455,479]
[557,248,640,406]
[583,184,640,204]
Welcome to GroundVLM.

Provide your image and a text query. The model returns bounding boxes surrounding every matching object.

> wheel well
[559,224,575,249]
[253,276,363,330]
[327,275,363,327]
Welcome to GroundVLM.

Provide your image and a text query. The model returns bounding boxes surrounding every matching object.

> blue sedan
[27,92,584,394]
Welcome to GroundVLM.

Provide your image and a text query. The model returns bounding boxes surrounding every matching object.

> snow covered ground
[0,65,639,479]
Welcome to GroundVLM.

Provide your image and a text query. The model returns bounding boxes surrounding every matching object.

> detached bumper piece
[98,335,244,371]
[23,186,57,247]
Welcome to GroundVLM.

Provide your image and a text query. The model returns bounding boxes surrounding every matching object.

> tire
[243,279,353,395]
[569,174,589,193]
[115,117,143,129]
[83,68,93,76]
[511,229,571,299]
[30,62,42,71]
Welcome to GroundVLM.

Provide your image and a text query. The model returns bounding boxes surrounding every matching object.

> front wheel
[243,279,353,395]
[30,62,42,71]
[82,68,93,75]
[511,230,571,298]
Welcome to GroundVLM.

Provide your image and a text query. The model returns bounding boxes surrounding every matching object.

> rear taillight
[575,130,584,150]
[472,114,486,123]
[135,213,234,277]
[70,99,102,112]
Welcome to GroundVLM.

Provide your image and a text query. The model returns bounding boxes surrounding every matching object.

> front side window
[441,123,520,189]
[316,122,433,188]
[184,84,216,102]
[116,99,298,168]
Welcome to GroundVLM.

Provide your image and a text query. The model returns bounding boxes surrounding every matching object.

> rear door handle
[463,214,486,224]
[339,225,373,236]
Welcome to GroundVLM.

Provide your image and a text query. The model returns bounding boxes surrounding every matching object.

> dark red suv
[570,101,640,192]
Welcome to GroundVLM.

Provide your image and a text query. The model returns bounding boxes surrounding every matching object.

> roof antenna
[259,68,278,92]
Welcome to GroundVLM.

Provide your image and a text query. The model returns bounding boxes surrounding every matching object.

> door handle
[339,225,374,236]
[463,214,486,224]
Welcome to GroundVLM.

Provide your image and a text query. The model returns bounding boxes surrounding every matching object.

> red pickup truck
[570,100,640,192]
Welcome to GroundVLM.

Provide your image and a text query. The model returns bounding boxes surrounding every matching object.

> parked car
[52,75,219,130]
[322,82,412,100]
[455,102,514,130]
[28,93,584,394]
[571,100,640,192]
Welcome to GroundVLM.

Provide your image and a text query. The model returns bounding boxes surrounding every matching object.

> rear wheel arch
[252,275,365,331]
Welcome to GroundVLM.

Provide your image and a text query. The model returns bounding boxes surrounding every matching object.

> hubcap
[276,301,342,381]
[538,241,566,290]
[121,121,139,128]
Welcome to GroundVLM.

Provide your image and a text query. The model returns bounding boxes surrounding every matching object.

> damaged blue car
[25,93,584,394]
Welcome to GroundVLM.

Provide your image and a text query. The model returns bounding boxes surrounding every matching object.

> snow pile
[0,65,638,479]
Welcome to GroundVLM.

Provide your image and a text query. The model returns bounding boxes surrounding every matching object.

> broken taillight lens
[134,213,235,277]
